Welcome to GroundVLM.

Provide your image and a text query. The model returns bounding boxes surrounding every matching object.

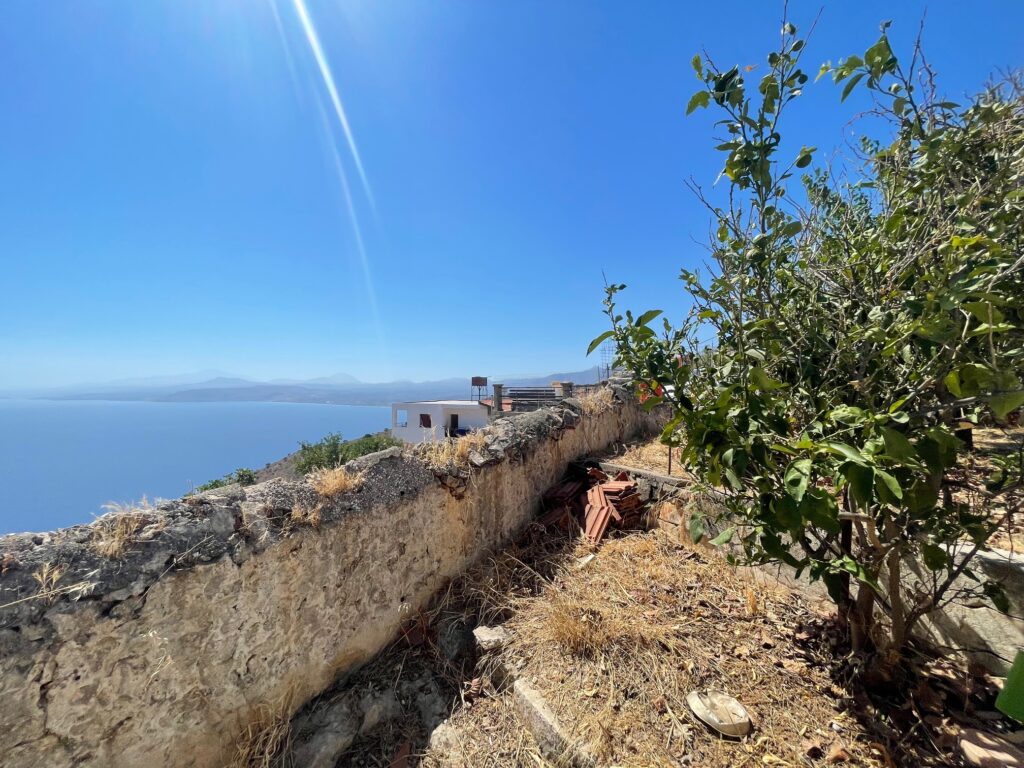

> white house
[390,400,491,444]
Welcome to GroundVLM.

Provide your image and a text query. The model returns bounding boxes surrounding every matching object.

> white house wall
[391,403,489,444]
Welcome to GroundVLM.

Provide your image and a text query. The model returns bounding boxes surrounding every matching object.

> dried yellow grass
[0,562,94,611]
[416,530,879,767]
[289,502,323,529]
[32,562,65,599]
[309,466,364,498]
[420,430,489,471]
[577,386,614,416]
[91,498,161,558]
[601,435,690,478]
[495,533,878,767]
[230,690,295,768]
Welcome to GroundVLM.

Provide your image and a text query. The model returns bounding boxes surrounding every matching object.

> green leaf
[772,495,802,530]
[905,480,938,515]
[840,71,866,102]
[710,526,735,546]
[795,146,816,168]
[586,330,614,355]
[824,441,867,465]
[880,427,917,464]
[964,301,1005,325]
[875,469,903,502]
[843,463,875,508]
[749,366,783,392]
[829,405,867,426]
[990,391,1024,421]
[944,370,962,397]
[641,395,664,412]
[800,488,840,534]
[692,54,703,79]
[829,555,881,592]
[636,309,663,327]
[922,543,949,571]
[687,90,710,115]
[689,513,706,544]
[968,322,1015,337]
[985,582,1010,614]
[784,458,812,502]
[760,532,801,567]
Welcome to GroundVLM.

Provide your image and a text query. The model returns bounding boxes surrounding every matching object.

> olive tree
[593,22,1024,661]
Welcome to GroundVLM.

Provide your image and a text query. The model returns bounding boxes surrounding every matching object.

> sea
[0,399,391,535]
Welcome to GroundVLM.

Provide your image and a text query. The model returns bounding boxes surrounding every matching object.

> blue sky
[1,2,1020,387]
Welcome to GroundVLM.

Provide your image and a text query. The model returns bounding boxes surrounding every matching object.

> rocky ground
[263,521,1018,767]
[262,435,1024,768]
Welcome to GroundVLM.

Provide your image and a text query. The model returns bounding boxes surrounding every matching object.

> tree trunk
[850,583,876,653]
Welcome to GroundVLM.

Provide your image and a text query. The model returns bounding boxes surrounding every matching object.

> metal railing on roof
[499,383,604,412]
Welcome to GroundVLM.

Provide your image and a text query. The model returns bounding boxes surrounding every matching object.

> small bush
[289,502,323,529]
[91,499,163,558]
[232,468,258,486]
[420,430,488,472]
[578,386,614,416]
[194,468,258,493]
[308,466,364,498]
[295,432,402,474]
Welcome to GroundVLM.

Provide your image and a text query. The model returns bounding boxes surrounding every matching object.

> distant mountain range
[3,368,603,407]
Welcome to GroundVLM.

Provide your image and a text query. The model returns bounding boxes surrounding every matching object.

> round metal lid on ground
[685,689,753,738]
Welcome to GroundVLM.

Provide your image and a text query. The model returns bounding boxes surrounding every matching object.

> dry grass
[275,475,1005,767]
[597,434,690,477]
[32,562,65,603]
[91,499,162,558]
[421,532,886,768]
[577,386,615,416]
[420,430,489,472]
[289,502,322,529]
[230,689,295,768]
[0,562,94,611]
[308,466,364,498]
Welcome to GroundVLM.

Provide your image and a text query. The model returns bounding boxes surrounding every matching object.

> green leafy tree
[295,432,402,474]
[593,22,1024,662]
[194,467,258,493]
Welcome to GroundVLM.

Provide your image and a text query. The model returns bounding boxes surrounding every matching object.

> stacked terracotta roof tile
[541,468,642,544]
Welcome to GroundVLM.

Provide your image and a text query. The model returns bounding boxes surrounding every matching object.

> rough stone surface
[472,625,510,653]
[438,615,475,663]
[0,384,659,768]
[513,679,595,767]
[914,548,1024,675]
[428,721,461,753]
[289,688,401,768]
[959,728,1024,767]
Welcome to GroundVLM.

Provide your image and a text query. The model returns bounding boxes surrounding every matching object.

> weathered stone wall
[0,385,661,768]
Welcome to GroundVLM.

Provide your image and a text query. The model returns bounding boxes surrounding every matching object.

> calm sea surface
[0,399,390,535]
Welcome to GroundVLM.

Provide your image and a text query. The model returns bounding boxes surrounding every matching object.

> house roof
[479,397,514,412]
[392,400,487,407]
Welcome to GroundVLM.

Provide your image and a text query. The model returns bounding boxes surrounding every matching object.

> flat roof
[392,400,487,407]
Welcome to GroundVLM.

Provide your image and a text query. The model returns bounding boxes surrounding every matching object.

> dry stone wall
[0,384,660,768]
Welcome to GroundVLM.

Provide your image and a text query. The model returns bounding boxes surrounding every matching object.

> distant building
[390,400,490,444]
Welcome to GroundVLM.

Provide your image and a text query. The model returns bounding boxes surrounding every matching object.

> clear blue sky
[1,2,1020,387]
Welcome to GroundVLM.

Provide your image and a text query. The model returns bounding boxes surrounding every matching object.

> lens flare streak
[291,0,376,212]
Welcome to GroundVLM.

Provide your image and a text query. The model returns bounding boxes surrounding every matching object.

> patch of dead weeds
[496,533,882,768]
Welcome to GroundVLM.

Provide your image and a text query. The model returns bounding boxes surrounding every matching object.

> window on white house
[419,413,432,428]
[395,409,408,428]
